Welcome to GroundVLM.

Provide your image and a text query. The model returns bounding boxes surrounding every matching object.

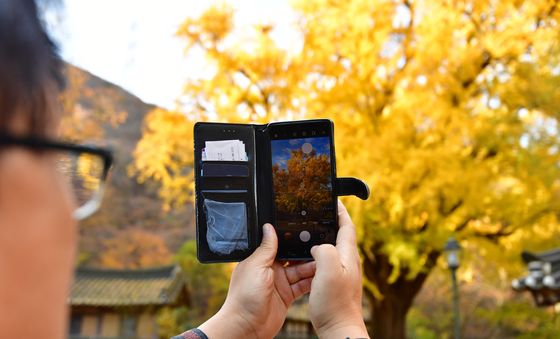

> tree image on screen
[272,138,332,223]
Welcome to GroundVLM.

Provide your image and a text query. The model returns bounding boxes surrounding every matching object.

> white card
[204,140,247,161]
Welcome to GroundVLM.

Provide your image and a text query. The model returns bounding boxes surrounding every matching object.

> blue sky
[271,137,331,170]
[45,0,299,109]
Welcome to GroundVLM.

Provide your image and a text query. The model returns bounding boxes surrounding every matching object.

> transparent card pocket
[203,197,249,255]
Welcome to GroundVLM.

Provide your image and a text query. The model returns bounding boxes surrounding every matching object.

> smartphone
[269,120,338,259]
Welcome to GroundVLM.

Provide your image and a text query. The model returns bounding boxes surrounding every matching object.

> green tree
[135,1,560,337]
[175,240,231,326]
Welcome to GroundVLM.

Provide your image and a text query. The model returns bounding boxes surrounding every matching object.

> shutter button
[299,231,311,242]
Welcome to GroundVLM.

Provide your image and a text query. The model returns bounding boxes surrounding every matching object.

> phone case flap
[336,177,370,200]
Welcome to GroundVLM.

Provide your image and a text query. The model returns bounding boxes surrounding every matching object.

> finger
[273,262,295,308]
[311,244,341,275]
[290,277,313,300]
[248,223,278,266]
[284,261,316,284]
[335,200,359,266]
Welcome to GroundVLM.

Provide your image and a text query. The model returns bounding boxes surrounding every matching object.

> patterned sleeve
[171,328,209,339]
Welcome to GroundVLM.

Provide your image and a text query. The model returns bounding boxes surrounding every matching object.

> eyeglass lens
[54,151,105,219]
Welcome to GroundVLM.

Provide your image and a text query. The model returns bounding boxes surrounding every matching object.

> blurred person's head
[0,0,64,135]
[0,1,77,338]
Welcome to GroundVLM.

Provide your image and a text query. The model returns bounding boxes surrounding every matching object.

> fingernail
[263,223,272,239]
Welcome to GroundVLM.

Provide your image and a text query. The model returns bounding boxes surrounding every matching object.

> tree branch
[474,227,515,242]
[454,217,474,233]
[536,0,559,28]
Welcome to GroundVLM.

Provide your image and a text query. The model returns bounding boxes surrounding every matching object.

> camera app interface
[271,136,336,246]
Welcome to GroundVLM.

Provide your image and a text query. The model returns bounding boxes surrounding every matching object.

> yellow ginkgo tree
[134,1,560,337]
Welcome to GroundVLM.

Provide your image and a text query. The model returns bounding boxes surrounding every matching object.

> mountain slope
[63,64,194,267]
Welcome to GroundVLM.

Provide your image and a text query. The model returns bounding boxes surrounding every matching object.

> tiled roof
[69,265,187,307]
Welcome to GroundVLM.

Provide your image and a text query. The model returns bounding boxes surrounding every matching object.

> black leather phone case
[194,119,370,263]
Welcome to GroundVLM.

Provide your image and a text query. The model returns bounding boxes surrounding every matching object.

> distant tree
[273,149,331,215]
[98,229,172,269]
[58,65,127,141]
[132,108,195,211]
[175,241,231,326]
[155,240,232,339]
[135,1,560,337]
[156,307,189,339]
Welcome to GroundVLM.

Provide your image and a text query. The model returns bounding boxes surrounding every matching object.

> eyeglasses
[0,133,113,220]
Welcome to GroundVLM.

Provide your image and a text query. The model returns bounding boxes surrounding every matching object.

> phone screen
[270,121,337,257]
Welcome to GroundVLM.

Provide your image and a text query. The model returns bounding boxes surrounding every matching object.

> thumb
[311,244,341,275]
[249,223,278,266]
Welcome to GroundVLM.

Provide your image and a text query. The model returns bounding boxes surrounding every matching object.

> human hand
[199,223,316,339]
[309,201,369,339]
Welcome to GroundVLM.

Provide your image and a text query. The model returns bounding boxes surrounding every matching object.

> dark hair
[0,0,64,136]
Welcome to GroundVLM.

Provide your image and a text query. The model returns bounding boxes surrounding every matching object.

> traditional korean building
[68,265,189,339]
[511,248,560,306]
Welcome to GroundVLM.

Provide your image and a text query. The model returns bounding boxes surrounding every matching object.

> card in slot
[199,177,249,191]
[202,162,249,177]
[202,189,248,194]
[203,139,248,161]
[201,190,248,202]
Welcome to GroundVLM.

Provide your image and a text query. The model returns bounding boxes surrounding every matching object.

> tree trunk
[361,247,440,339]
[369,290,409,339]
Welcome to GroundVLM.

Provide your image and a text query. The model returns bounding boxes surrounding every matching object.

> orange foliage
[99,229,172,269]
[272,149,331,217]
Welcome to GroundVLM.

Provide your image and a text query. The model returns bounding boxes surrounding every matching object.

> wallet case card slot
[201,161,250,177]
[201,190,248,197]
[199,176,250,191]
[201,189,248,194]
[194,122,258,263]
